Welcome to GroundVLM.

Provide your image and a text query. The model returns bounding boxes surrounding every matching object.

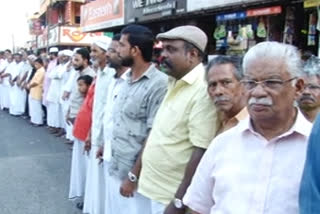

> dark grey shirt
[108,64,168,179]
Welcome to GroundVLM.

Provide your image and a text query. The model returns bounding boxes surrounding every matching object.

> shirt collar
[80,66,91,75]
[102,66,114,75]
[239,109,312,139]
[126,63,155,82]
[235,108,249,121]
[180,63,204,85]
[114,68,130,81]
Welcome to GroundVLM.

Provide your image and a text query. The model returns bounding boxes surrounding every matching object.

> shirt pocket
[123,95,146,120]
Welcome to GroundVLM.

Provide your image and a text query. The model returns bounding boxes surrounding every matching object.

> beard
[74,65,84,71]
[109,62,120,69]
[109,58,121,69]
[121,55,134,67]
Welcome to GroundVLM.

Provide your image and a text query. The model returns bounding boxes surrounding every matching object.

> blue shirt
[299,114,320,214]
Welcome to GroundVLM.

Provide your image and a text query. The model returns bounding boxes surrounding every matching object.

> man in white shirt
[0,51,13,110]
[46,52,66,134]
[9,53,24,116]
[68,48,95,209]
[90,34,128,214]
[81,36,113,213]
[0,51,6,108]
[183,41,312,214]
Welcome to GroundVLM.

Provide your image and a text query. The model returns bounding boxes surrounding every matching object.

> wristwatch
[173,198,184,209]
[128,171,138,183]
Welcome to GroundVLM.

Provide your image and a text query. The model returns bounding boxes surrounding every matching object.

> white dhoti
[28,95,43,125]
[16,88,26,115]
[83,145,105,214]
[104,162,151,214]
[60,101,74,140]
[9,85,26,116]
[47,102,62,128]
[69,138,88,200]
[0,85,10,110]
[66,123,74,141]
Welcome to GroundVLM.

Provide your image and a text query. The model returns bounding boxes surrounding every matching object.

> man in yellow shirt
[138,25,219,214]
[27,57,45,126]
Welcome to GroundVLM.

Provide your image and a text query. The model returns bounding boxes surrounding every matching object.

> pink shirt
[183,110,312,214]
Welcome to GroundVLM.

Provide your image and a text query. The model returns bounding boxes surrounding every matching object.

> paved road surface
[0,110,81,214]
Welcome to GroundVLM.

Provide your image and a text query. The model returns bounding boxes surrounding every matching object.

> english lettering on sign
[88,3,113,21]
[133,0,144,8]
[133,0,166,9]
[146,0,165,5]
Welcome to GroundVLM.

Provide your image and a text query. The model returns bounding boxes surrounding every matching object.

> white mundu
[9,61,25,115]
[69,138,89,200]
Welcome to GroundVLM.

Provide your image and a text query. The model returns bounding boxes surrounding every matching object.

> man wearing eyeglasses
[297,56,320,122]
[183,41,312,214]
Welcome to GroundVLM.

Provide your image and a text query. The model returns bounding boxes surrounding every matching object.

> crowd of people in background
[0,24,320,214]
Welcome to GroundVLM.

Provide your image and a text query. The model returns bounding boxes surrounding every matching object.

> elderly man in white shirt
[183,41,312,214]
[82,37,113,213]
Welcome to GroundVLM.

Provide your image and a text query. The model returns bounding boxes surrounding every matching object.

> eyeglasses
[304,83,320,91]
[240,77,297,90]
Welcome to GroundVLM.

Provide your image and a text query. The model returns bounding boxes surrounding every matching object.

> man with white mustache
[183,41,312,214]
[205,55,248,135]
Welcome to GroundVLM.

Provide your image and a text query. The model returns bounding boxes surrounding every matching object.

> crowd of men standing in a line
[0,24,320,214]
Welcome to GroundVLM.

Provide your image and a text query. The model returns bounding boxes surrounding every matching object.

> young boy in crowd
[69,74,94,210]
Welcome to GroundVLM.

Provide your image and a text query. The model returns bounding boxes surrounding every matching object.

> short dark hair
[50,52,58,57]
[184,41,205,61]
[34,57,44,65]
[76,48,90,63]
[5,49,11,54]
[77,75,93,86]
[206,55,243,81]
[13,53,22,57]
[121,25,154,62]
[112,33,121,41]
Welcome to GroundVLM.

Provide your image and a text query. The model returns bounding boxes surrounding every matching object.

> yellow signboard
[304,0,320,8]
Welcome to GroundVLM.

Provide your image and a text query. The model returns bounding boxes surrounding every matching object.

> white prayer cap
[27,54,37,61]
[58,51,64,56]
[49,47,59,53]
[92,36,112,51]
[63,50,73,57]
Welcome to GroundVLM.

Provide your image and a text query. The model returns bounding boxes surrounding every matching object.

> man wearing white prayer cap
[49,47,59,54]
[82,35,113,214]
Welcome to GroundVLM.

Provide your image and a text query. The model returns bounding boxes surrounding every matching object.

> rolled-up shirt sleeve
[183,139,216,214]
